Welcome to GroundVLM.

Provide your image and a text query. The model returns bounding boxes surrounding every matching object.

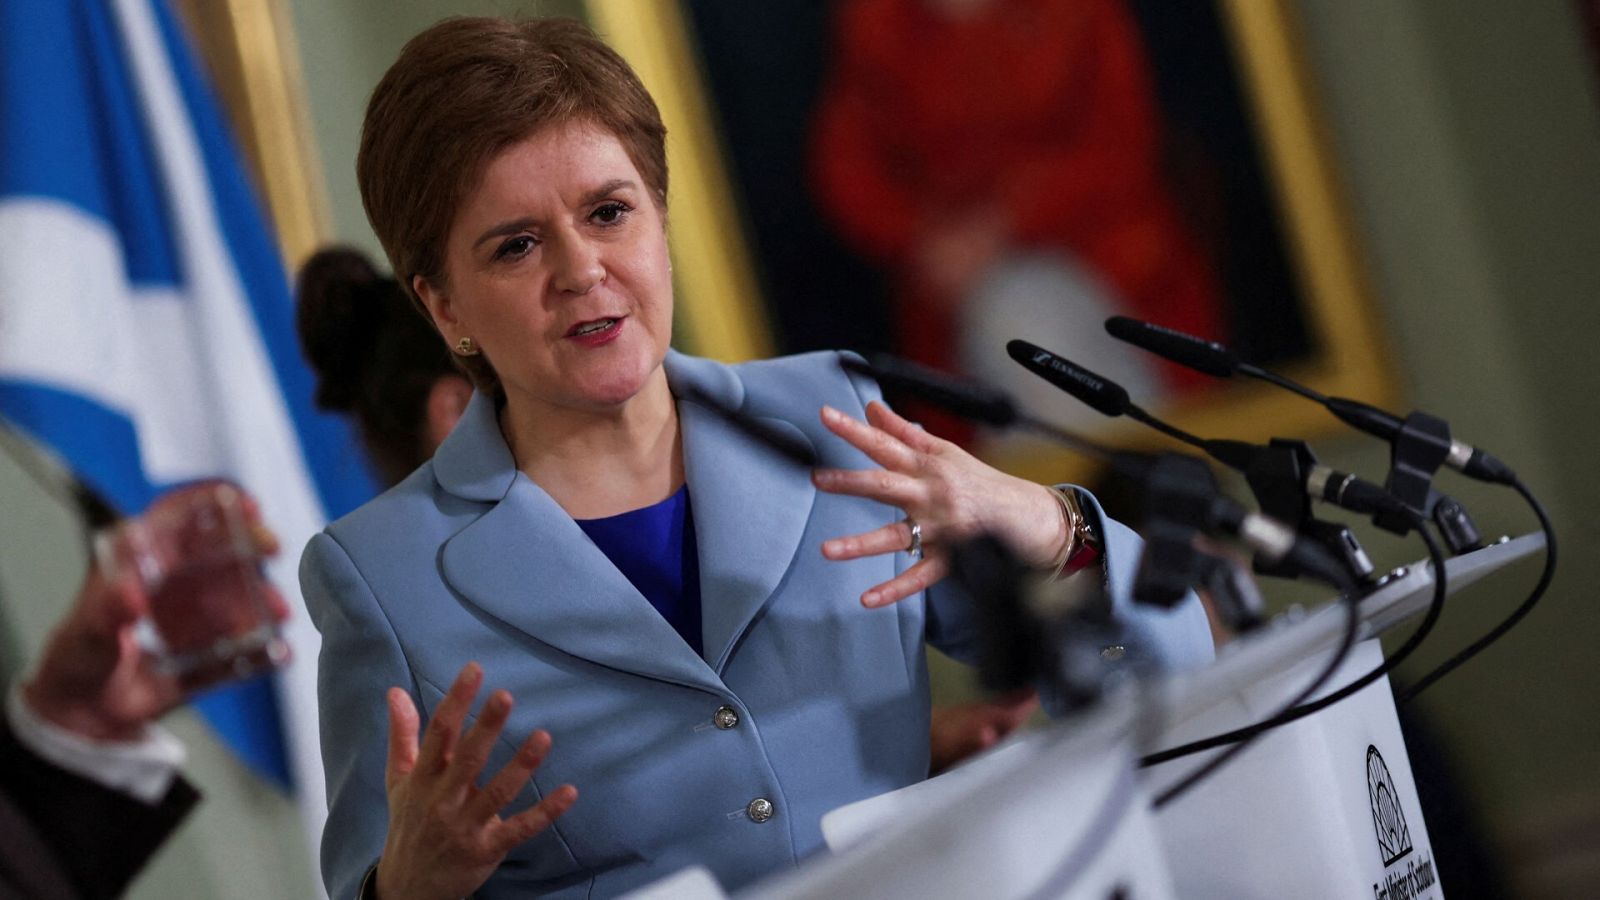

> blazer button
[747,798,775,823]
[713,705,740,730]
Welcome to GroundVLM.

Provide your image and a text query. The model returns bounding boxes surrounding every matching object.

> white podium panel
[1146,641,1440,899]
[744,699,1175,900]
[1141,535,1542,899]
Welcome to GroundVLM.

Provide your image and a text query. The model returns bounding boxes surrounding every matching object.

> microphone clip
[1244,439,1375,584]
[1380,411,1484,554]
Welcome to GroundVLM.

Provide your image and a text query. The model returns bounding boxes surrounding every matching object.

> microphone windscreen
[842,355,1018,428]
[1006,340,1129,418]
[1104,317,1237,378]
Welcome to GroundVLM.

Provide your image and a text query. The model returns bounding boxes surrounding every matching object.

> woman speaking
[300,16,1213,900]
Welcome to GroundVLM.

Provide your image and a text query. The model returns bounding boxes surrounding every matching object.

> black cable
[1239,362,1327,403]
[1152,578,1360,808]
[1123,406,1204,447]
[1142,509,1445,769]
[1400,477,1555,701]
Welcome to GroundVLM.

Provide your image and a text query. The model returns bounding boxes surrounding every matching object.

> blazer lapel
[667,353,818,671]
[433,390,720,692]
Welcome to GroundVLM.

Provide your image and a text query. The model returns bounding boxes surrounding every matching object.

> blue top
[575,486,703,657]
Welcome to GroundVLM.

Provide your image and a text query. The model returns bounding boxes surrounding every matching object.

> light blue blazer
[301,350,1212,899]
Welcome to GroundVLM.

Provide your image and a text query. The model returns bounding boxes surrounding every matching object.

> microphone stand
[1104,315,1557,693]
[839,353,1376,805]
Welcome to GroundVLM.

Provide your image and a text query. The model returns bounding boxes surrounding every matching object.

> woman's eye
[591,202,631,225]
[494,236,536,260]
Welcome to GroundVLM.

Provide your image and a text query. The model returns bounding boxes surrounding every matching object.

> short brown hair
[357,17,668,394]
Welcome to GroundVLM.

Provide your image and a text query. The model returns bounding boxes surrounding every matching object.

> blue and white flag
[0,0,376,862]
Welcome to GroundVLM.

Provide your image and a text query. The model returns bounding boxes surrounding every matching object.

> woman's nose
[549,234,605,295]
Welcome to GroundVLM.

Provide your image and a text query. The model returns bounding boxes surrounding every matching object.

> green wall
[1294,0,1600,889]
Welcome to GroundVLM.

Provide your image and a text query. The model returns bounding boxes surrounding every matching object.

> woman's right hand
[375,662,578,900]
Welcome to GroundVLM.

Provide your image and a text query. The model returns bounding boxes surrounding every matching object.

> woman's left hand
[813,401,1068,607]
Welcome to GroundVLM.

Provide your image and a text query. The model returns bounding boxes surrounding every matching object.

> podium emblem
[1366,745,1413,865]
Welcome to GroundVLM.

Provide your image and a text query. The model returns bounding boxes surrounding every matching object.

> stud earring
[455,337,478,356]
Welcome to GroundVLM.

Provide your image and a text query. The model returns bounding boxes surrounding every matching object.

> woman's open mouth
[566,316,624,346]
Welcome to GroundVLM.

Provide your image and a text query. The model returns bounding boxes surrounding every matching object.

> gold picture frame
[172,0,329,273]
[586,0,774,361]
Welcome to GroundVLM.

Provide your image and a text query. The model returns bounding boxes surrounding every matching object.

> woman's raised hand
[813,401,1068,608]
[375,662,577,900]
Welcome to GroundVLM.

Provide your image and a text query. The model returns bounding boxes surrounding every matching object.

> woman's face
[417,122,673,417]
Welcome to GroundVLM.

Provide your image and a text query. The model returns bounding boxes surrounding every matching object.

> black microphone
[1005,339,1204,448]
[1120,452,1357,595]
[1320,398,1513,486]
[1104,316,1516,485]
[1007,339,1404,519]
[1104,316,1239,377]
[1104,319,1554,699]
[1004,342,1130,417]
[839,354,1118,461]
[840,354,1018,429]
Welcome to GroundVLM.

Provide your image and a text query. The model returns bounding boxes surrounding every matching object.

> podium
[1142,533,1543,899]
[621,535,1543,899]
[617,698,1174,900]
[745,697,1176,900]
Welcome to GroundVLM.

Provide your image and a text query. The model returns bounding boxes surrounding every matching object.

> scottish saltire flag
[0,0,376,860]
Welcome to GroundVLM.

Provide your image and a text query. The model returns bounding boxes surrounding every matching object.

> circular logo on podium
[1366,744,1413,866]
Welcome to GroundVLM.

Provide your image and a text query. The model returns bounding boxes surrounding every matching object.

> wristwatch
[1048,485,1101,579]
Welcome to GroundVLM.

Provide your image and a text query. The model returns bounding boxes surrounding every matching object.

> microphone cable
[1398,476,1555,701]
[1142,510,1445,780]
[1151,575,1361,809]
